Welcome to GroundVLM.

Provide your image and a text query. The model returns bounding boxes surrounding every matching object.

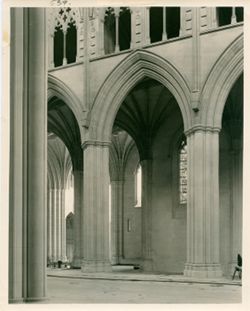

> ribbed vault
[114,78,182,160]
[47,135,72,189]
[109,130,137,181]
[48,96,83,171]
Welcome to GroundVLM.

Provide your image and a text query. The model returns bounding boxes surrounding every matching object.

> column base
[72,257,82,268]
[184,263,223,278]
[81,260,112,272]
[142,259,153,272]
[9,298,25,304]
[110,256,119,265]
[24,296,47,303]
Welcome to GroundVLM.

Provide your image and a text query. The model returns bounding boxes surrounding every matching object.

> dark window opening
[66,22,77,64]
[119,7,131,51]
[54,26,64,67]
[150,7,163,43]
[236,7,244,22]
[104,8,116,54]
[217,7,233,26]
[166,7,180,39]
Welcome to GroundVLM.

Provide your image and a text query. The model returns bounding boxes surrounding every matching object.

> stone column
[51,188,57,262]
[56,189,61,260]
[72,170,83,267]
[141,159,153,271]
[26,8,47,301]
[60,188,67,261]
[47,189,52,263]
[63,31,67,65]
[110,179,124,264]
[82,142,112,272]
[114,9,120,53]
[184,127,222,278]
[230,134,243,270]
[231,7,237,24]
[162,7,167,40]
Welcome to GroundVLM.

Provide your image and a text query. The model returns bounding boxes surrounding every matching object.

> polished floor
[45,267,242,304]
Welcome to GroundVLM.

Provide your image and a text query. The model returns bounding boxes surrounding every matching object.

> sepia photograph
[1,0,249,308]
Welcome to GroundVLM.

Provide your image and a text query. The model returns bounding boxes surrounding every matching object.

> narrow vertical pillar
[72,170,83,267]
[60,189,67,261]
[56,189,61,260]
[47,189,52,263]
[141,159,153,271]
[231,7,237,24]
[9,8,26,302]
[230,137,243,270]
[184,128,222,278]
[110,179,124,264]
[51,189,57,262]
[82,142,112,272]
[162,7,167,40]
[115,9,120,53]
[98,14,105,56]
[145,7,151,44]
[26,8,47,301]
[210,7,217,28]
[63,31,67,65]
[49,33,55,69]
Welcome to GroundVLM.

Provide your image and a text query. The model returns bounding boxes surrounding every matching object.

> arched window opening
[104,7,116,55]
[53,7,79,67]
[165,7,180,39]
[179,140,187,205]
[66,22,77,64]
[217,7,233,26]
[119,7,131,51]
[54,26,64,67]
[236,7,244,22]
[135,164,142,207]
[150,7,163,43]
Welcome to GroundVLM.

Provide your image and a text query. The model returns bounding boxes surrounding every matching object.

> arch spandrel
[199,34,243,129]
[88,49,192,142]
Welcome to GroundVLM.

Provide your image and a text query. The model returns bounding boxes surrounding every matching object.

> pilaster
[110,179,124,264]
[72,170,83,268]
[141,159,153,271]
[82,141,112,272]
[184,127,222,278]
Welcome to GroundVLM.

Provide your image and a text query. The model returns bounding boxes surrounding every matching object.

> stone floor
[45,266,242,304]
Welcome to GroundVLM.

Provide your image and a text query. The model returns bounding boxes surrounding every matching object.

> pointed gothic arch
[48,75,84,142]
[89,49,192,142]
[200,34,243,128]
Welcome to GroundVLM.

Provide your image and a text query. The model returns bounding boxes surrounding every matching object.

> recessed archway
[88,49,192,143]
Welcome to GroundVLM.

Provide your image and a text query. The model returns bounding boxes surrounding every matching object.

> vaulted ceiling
[48,96,83,171]
[114,78,182,160]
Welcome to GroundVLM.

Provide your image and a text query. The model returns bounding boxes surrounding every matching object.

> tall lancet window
[53,8,79,67]
[104,7,116,54]
[135,164,142,208]
[104,7,131,55]
[179,140,187,205]
[119,7,131,51]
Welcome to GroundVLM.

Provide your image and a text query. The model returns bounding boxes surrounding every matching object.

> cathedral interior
[8,6,243,302]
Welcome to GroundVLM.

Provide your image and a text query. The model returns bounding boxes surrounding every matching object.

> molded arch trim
[200,34,243,128]
[88,49,192,142]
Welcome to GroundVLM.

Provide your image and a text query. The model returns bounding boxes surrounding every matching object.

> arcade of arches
[9,7,243,302]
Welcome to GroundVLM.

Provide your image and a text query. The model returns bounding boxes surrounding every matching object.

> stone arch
[48,74,84,141]
[89,49,192,142]
[200,34,243,128]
